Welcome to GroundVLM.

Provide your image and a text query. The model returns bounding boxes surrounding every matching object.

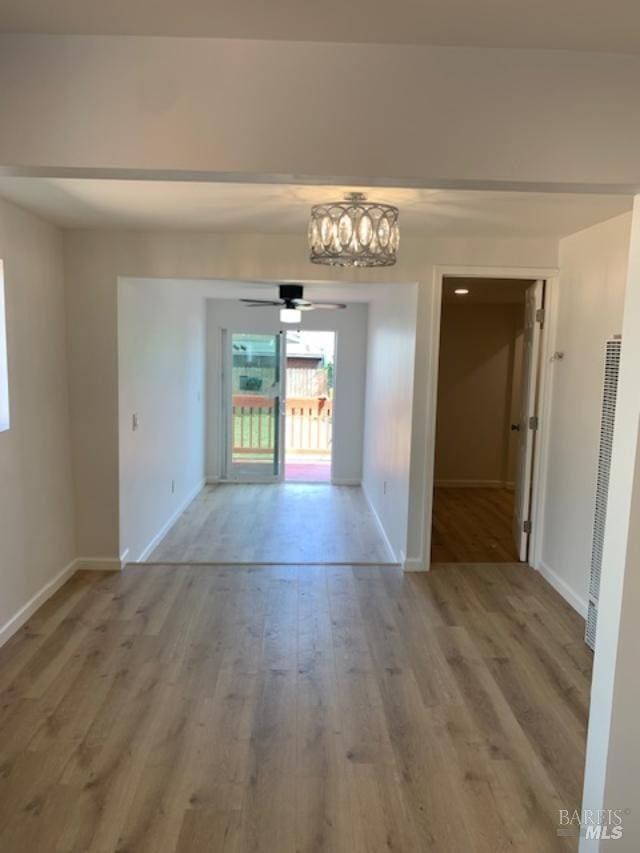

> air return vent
[586,337,622,650]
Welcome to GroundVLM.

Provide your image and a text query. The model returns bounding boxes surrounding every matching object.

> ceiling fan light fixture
[240,284,346,316]
[280,307,302,324]
[308,193,399,268]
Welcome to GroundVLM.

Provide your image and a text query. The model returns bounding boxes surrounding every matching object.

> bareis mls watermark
[557,809,629,840]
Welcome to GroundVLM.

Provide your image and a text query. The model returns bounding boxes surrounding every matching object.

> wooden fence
[285,396,332,454]
[231,395,276,457]
[232,394,332,456]
[285,368,329,398]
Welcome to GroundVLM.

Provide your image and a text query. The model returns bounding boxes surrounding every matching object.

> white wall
[61,230,558,565]
[0,197,76,641]
[118,279,206,561]
[204,298,367,483]
[435,302,524,485]
[541,212,632,614]
[0,266,9,432]
[1,36,640,189]
[579,198,640,852]
[362,284,418,560]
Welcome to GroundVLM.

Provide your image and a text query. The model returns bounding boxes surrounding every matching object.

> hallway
[148,483,392,564]
[0,562,591,851]
[431,486,520,563]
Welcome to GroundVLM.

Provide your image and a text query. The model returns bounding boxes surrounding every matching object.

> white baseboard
[205,475,221,485]
[331,478,361,486]
[537,559,588,618]
[0,548,134,648]
[0,557,77,648]
[399,550,428,573]
[403,556,428,572]
[136,478,205,562]
[361,484,398,564]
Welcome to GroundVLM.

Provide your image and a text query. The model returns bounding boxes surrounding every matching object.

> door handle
[511,423,521,432]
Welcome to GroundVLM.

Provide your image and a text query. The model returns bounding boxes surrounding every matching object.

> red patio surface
[285,458,331,483]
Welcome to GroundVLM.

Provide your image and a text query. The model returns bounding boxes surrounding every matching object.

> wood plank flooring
[432,486,521,562]
[149,484,391,564]
[0,562,591,852]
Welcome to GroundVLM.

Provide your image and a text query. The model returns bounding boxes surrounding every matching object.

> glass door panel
[226,332,282,480]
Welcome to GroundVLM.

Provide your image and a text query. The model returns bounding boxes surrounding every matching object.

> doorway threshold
[130,560,399,567]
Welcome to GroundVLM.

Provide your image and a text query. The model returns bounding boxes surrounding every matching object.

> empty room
[117,276,415,566]
[1,6,640,852]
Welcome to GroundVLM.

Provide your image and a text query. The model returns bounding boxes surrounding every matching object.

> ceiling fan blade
[239,299,283,307]
[309,302,348,310]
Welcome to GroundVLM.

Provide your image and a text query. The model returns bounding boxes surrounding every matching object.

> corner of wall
[0,558,78,649]
[536,560,588,618]
[361,480,399,564]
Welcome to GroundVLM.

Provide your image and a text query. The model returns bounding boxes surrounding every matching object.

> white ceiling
[0,179,631,240]
[1,1,640,54]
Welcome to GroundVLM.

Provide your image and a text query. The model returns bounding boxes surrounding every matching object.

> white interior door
[513,280,544,561]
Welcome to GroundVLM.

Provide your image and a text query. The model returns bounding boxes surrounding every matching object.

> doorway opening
[223,328,336,484]
[284,330,335,483]
[117,277,412,566]
[430,276,546,564]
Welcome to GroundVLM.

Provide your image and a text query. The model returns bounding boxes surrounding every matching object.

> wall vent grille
[586,337,622,650]
[586,600,599,650]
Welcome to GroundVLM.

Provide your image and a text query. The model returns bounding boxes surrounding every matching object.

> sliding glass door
[224,332,283,481]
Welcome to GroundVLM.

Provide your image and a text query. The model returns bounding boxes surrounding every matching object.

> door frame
[220,327,338,484]
[424,265,560,571]
[512,279,545,561]
[283,328,337,485]
[221,328,286,483]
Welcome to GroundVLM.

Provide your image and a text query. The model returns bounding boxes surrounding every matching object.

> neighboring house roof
[286,348,324,361]
[233,333,326,361]
[285,332,324,360]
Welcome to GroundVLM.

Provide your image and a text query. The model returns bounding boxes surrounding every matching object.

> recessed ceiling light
[454,288,470,295]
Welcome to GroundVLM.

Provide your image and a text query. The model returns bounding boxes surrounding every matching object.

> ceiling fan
[240,284,347,324]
